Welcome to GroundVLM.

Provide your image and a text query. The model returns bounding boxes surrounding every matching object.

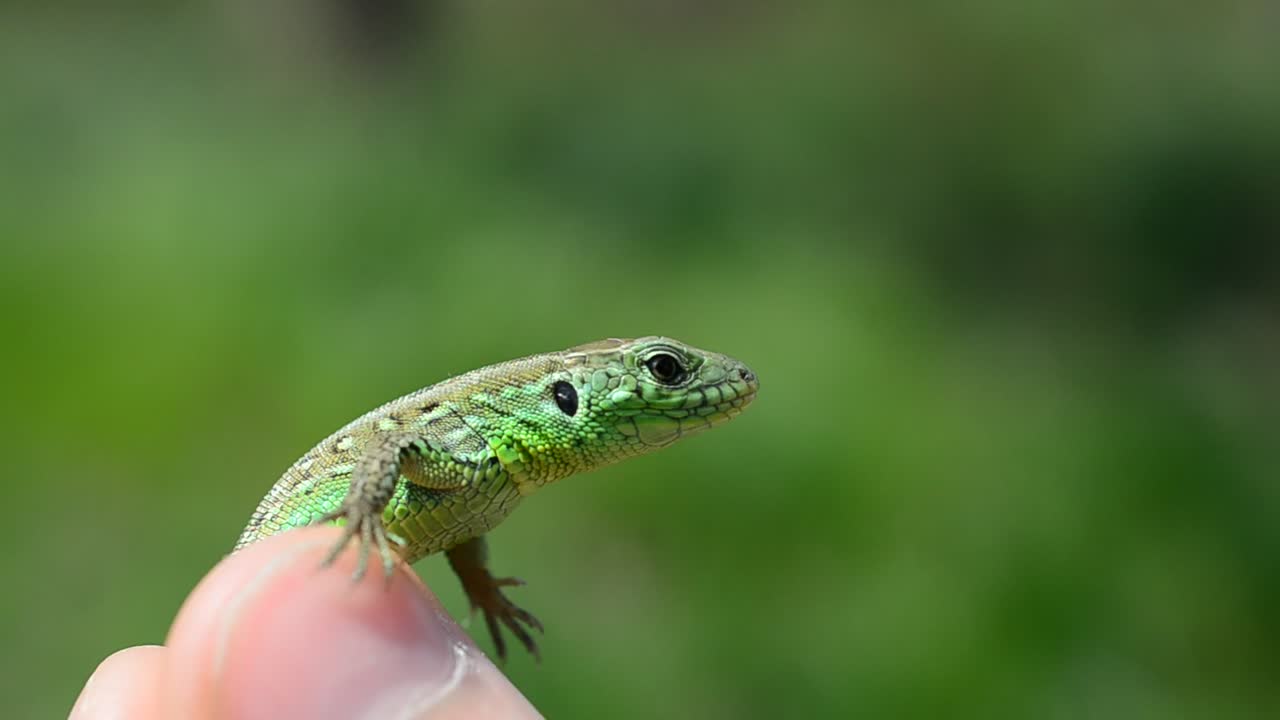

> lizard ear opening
[553,381,578,417]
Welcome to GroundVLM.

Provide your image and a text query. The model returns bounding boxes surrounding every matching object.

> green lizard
[234,337,758,660]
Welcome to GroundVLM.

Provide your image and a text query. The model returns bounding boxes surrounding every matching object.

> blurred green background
[2,1,1278,717]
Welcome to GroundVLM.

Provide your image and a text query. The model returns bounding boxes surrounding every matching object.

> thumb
[161,526,541,720]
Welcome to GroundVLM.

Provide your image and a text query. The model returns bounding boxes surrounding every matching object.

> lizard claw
[460,572,543,662]
[318,505,399,582]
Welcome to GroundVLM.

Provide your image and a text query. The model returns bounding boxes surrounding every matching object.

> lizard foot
[459,571,544,662]
[317,504,404,582]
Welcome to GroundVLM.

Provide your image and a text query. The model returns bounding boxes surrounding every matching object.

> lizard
[234,336,758,660]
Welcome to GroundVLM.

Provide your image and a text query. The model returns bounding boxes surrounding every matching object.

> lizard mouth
[721,388,756,409]
[622,386,757,447]
[703,386,757,427]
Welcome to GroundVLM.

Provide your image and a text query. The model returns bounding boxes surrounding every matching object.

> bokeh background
[3,1,1278,717]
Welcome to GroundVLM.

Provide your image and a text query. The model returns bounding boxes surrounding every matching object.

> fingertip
[394,649,546,720]
[164,526,491,719]
[163,528,338,718]
[70,645,167,720]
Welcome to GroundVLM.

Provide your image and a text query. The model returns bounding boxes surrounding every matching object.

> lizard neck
[489,426,635,496]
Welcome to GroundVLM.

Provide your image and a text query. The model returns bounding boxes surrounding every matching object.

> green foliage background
[2,2,1277,717]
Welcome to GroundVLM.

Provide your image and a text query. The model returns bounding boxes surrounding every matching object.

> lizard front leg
[319,433,418,581]
[447,535,544,662]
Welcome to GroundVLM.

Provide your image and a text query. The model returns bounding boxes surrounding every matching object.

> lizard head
[562,336,759,453]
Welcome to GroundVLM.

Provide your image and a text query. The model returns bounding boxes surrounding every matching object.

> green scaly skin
[235,337,758,659]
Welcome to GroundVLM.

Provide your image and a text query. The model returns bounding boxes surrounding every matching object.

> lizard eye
[645,353,685,384]
[553,381,578,416]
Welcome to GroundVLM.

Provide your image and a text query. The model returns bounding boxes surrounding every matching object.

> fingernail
[212,537,469,720]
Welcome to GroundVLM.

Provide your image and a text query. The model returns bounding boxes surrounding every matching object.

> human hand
[70,526,542,719]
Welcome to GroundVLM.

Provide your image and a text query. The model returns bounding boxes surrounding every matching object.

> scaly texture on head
[470,336,759,488]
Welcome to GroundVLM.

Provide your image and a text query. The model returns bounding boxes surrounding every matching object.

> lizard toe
[317,505,398,582]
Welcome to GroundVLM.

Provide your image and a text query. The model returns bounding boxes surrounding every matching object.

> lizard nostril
[740,368,755,383]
